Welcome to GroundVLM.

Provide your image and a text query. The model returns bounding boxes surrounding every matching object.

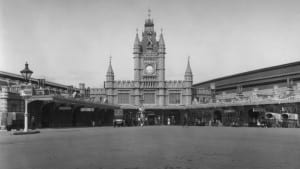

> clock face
[145,65,154,74]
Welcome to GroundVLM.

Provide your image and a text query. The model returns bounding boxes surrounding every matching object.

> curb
[12,130,40,135]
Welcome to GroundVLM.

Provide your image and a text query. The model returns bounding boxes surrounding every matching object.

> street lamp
[20,62,33,83]
[138,97,145,126]
[20,62,33,132]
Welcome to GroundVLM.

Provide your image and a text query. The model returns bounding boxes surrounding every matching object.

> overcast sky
[1,0,300,88]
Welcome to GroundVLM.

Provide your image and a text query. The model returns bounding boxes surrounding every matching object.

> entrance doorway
[248,109,265,127]
[41,102,55,128]
[146,111,161,125]
[147,114,156,125]
[213,110,222,122]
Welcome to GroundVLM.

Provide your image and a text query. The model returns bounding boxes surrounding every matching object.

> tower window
[118,93,130,104]
[144,93,155,104]
[169,93,181,104]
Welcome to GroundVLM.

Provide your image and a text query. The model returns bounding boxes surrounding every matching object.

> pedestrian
[183,113,188,127]
[167,117,170,125]
[138,117,141,126]
[31,116,35,130]
[158,116,161,125]
[140,113,145,127]
[172,116,175,125]
[6,116,12,131]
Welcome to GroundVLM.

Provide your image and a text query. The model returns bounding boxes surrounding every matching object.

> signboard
[80,108,94,112]
[59,106,72,110]
[20,88,33,96]
[224,109,235,113]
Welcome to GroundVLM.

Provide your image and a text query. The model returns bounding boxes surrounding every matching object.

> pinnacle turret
[185,56,193,79]
[159,31,165,47]
[133,30,141,54]
[158,29,165,54]
[106,57,114,81]
[134,31,140,48]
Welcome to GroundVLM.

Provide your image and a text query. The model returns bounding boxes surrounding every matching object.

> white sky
[1,0,300,88]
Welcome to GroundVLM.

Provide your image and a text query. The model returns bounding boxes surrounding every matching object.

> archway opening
[213,110,222,122]
[248,109,264,127]
[41,102,55,128]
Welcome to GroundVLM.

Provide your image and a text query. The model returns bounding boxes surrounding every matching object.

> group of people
[137,113,145,127]
[167,116,177,125]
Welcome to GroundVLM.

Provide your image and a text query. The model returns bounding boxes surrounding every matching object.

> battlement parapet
[166,80,184,88]
[114,80,134,88]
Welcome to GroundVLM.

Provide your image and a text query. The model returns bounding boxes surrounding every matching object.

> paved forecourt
[1,126,300,169]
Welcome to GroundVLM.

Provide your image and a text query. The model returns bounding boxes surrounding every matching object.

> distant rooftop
[193,61,300,87]
[0,70,75,90]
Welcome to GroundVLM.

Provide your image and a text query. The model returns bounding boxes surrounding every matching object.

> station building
[102,14,193,125]
[1,12,300,129]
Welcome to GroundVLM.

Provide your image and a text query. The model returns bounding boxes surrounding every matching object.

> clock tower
[133,10,166,105]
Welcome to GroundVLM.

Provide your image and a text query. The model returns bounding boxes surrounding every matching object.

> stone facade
[0,87,24,129]
[104,15,193,107]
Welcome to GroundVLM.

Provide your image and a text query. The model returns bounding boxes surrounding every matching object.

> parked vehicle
[281,113,299,128]
[265,112,282,127]
[113,109,125,127]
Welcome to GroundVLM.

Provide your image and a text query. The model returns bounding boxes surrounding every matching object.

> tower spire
[159,29,165,47]
[158,28,165,54]
[145,9,154,27]
[106,55,114,81]
[185,56,193,76]
[184,56,193,105]
[134,29,140,47]
[148,9,151,19]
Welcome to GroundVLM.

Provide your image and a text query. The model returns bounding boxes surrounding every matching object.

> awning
[252,108,266,112]
[29,95,120,109]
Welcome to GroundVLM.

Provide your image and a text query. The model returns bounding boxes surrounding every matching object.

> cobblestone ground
[1,126,300,169]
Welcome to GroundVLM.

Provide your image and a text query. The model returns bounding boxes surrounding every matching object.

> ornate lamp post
[210,83,216,103]
[20,62,33,132]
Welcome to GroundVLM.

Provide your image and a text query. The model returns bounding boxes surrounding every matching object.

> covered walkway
[24,95,119,128]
